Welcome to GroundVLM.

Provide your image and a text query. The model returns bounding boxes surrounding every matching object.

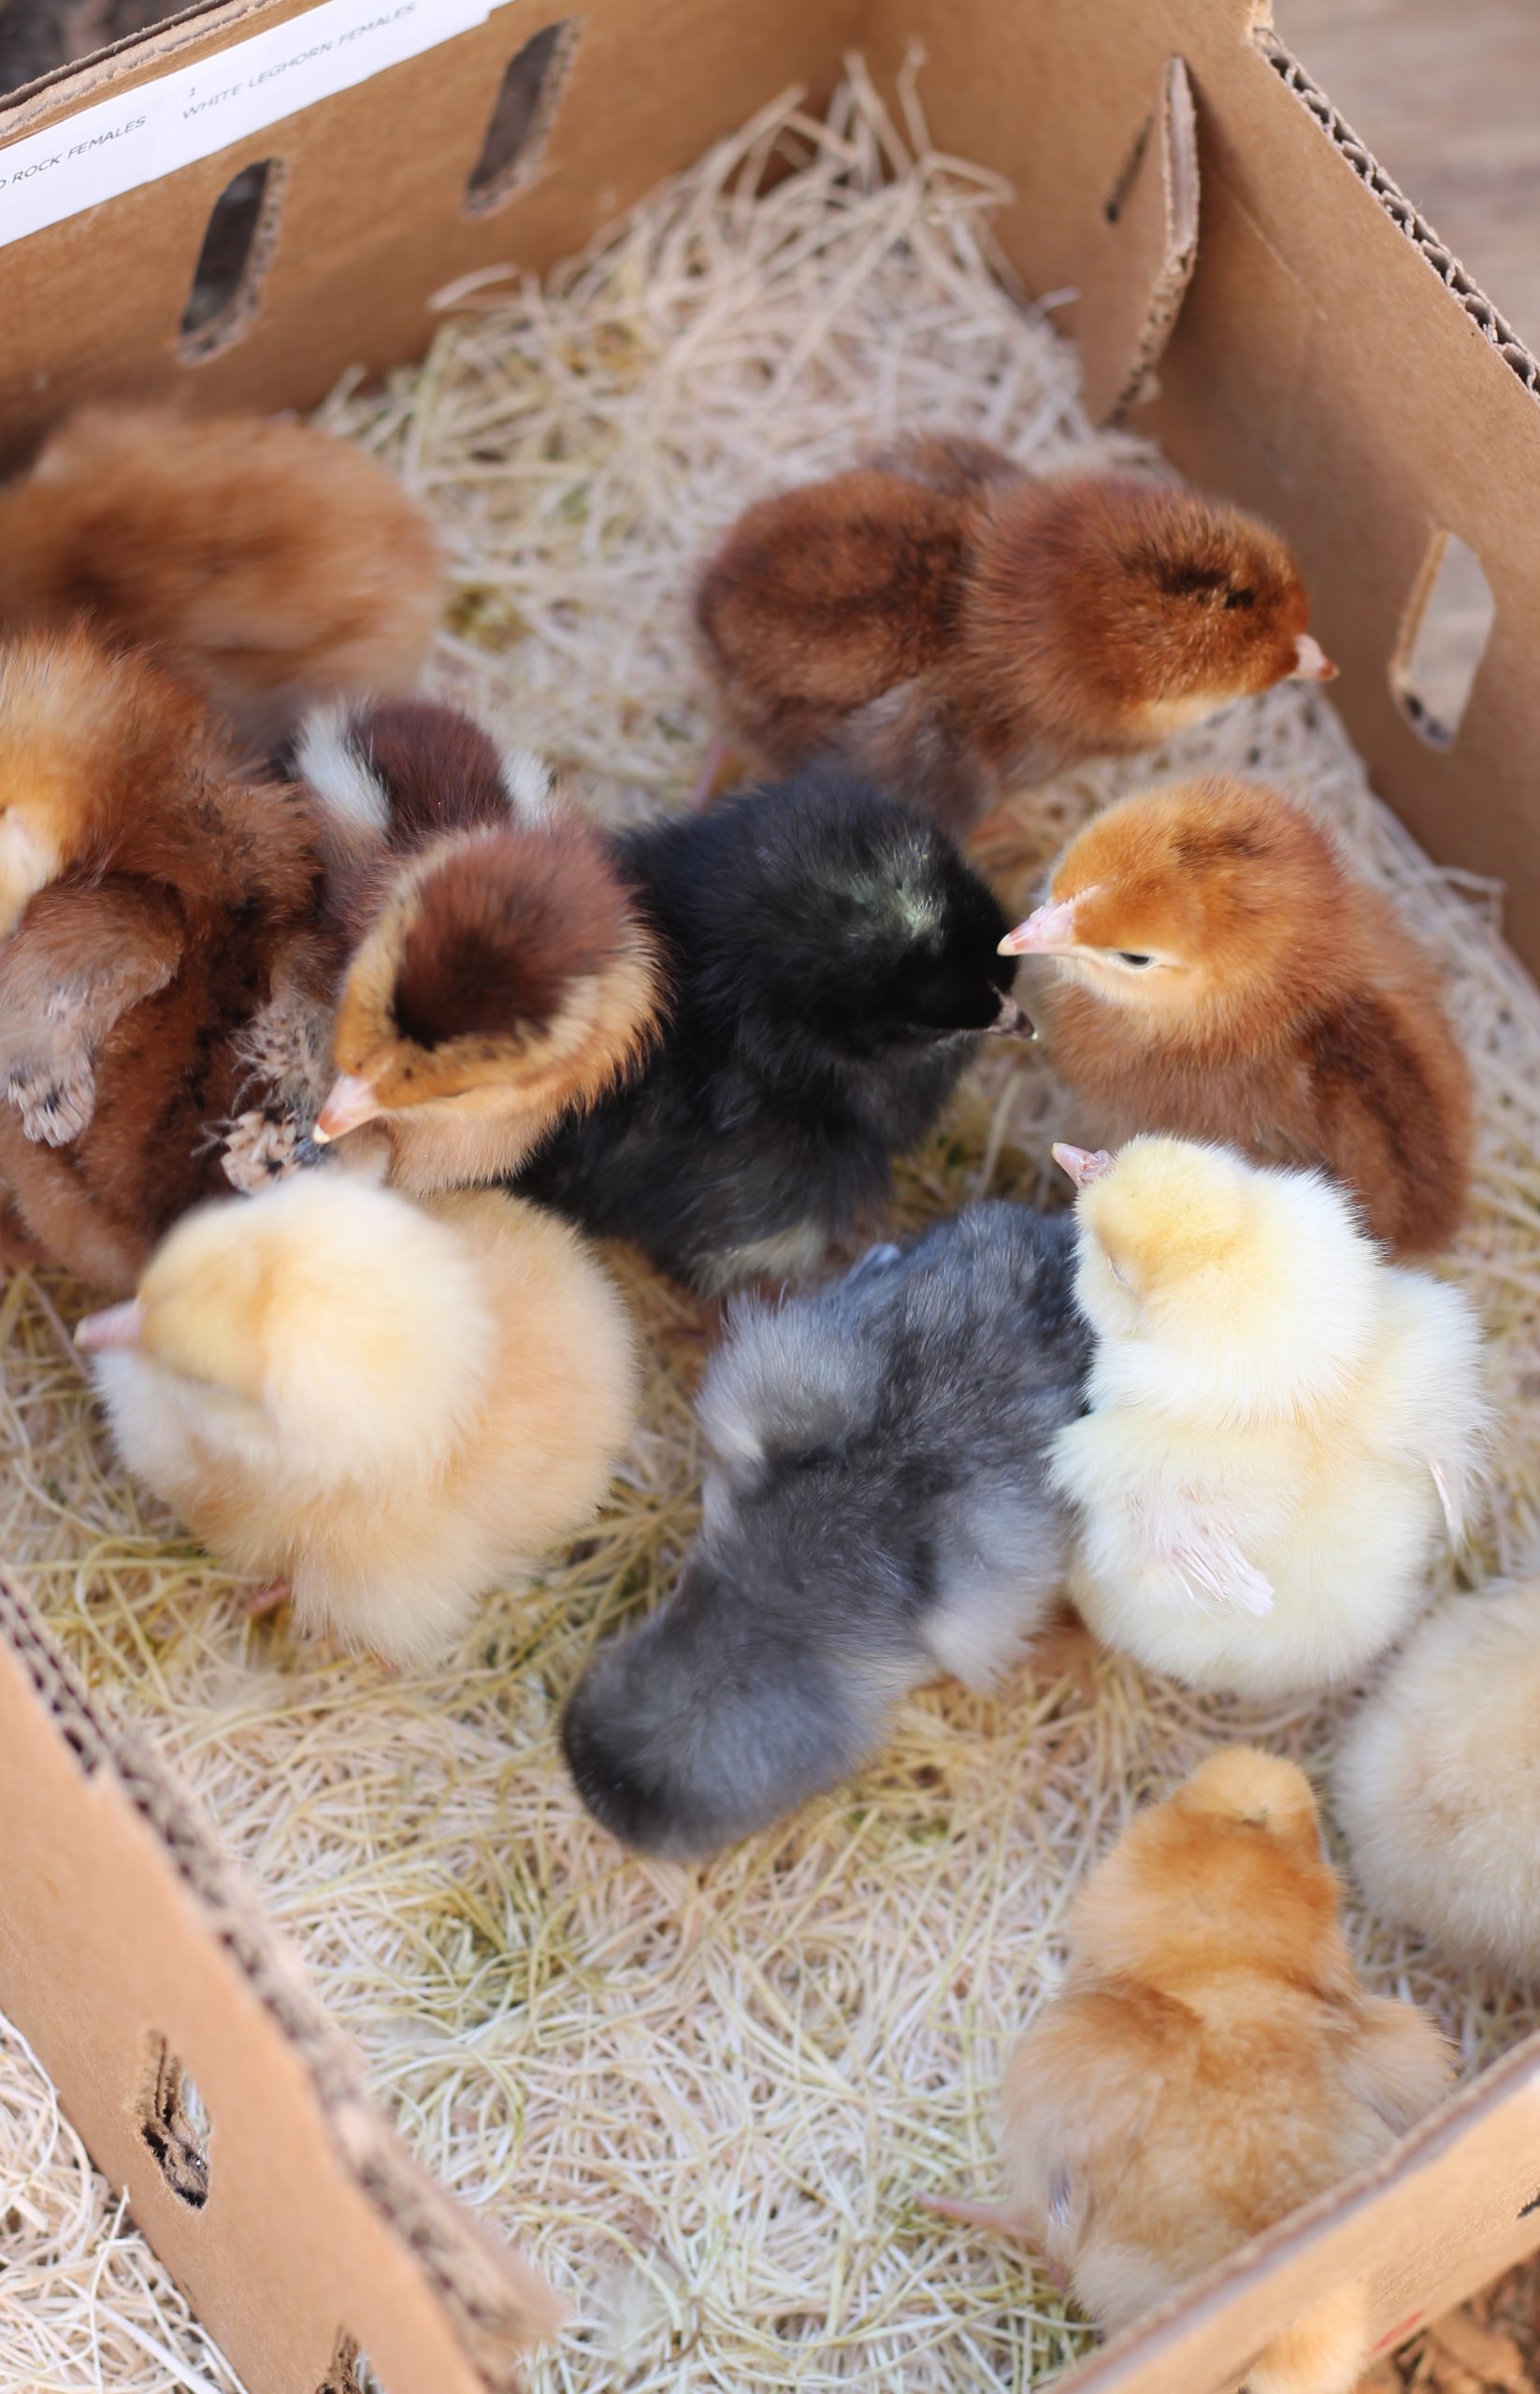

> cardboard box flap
[1075,55,1199,426]
[1254,28,1540,399]
[0,1573,565,2394]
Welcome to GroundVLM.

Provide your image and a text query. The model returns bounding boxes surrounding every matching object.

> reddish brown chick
[0,628,331,1292]
[0,405,442,746]
[1000,776,1472,1256]
[293,699,662,1197]
[695,433,1331,835]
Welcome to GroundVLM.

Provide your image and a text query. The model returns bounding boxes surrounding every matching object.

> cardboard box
[1,4,1537,2388]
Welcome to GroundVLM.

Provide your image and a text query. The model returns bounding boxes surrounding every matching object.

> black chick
[511,771,1031,1291]
[561,1204,1089,1858]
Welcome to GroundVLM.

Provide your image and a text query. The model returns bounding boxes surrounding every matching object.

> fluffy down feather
[696,436,1330,833]
[1000,777,1471,1256]
[0,628,332,1291]
[0,405,442,745]
[560,1203,1088,1856]
[79,1174,640,1666]
[1335,1581,1540,1979]
[1051,1136,1488,1697]
[930,1749,1451,2392]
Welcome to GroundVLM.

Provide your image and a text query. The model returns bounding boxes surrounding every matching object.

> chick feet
[241,1579,293,1620]
[1028,1607,1102,1706]
[7,1052,95,1146]
[223,1106,305,1192]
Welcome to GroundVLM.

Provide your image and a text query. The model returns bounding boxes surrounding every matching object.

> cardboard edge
[1077,55,1200,426]
[0,0,235,118]
[1253,26,1540,403]
[0,0,309,138]
[0,1571,569,2382]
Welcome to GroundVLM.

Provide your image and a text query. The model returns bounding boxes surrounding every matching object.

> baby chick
[561,1204,1088,1857]
[1050,1135,1487,1699]
[0,628,329,1292]
[1000,777,1472,1257]
[695,435,1332,834]
[513,770,1031,1292]
[1336,1582,1540,1980]
[77,1174,639,1667]
[291,698,663,1198]
[0,404,442,746]
[930,1748,1452,2394]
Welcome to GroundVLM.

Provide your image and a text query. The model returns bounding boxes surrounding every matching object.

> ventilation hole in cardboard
[317,2333,388,2394]
[1103,114,1152,225]
[1391,531,1494,749]
[137,2034,210,2207]
[465,19,578,214]
[179,158,285,363]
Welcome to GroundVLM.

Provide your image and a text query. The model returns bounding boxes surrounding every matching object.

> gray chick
[560,1202,1089,1859]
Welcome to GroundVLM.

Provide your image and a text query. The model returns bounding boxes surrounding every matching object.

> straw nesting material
[5,55,1540,2394]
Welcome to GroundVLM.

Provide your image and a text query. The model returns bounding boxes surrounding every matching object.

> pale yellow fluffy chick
[78,1175,638,1666]
[1050,1136,1487,1698]
[1336,1581,1540,1980]
[928,1749,1452,2393]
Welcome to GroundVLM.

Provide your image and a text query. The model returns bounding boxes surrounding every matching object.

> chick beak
[1052,1142,1115,1191]
[1289,633,1338,683]
[311,1072,381,1144]
[998,895,1082,958]
[986,990,1037,1041]
[76,1298,145,1353]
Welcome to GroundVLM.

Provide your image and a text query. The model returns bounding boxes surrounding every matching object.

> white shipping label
[0,0,514,250]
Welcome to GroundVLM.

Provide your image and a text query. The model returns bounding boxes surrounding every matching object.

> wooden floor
[1277,0,1540,353]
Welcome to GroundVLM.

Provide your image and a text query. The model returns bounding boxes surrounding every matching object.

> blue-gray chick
[560,1202,1089,1859]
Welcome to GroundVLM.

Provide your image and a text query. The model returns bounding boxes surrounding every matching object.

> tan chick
[1050,1135,1488,1699]
[1000,777,1472,1257]
[0,404,442,746]
[77,1173,640,1668]
[0,627,331,1293]
[927,1747,1452,2394]
[695,432,1332,835]
[292,699,664,1196]
[1336,1581,1540,1981]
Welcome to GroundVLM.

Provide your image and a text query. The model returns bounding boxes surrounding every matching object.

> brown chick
[292,699,663,1197]
[0,627,331,1293]
[1000,776,1473,1256]
[695,435,1333,835]
[0,404,442,746]
[928,1748,1452,2394]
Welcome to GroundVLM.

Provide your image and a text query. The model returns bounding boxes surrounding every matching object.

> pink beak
[311,1072,381,1145]
[76,1298,145,1353]
[999,895,1081,958]
[1289,633,1338,683]
[1052,1142,1115,1190]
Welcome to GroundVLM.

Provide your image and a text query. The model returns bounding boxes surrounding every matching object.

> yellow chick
[77,1175,639,1667]
[1049,1137,1487,1698]
[927,1749,1453,2394]
[1336,1581,1540,1980]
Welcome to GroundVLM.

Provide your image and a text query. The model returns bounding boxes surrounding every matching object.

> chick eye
[1115,951,1156,970]
[1224,586,1257,611]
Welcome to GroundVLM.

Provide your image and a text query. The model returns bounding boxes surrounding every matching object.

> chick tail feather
[1242,2280,1372,2394]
